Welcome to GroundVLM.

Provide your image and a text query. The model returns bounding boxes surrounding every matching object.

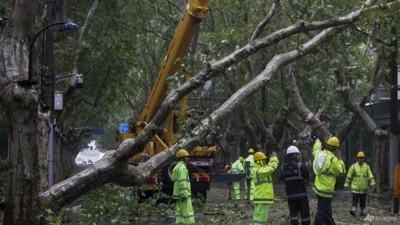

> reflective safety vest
[281,159,310,200]
[251,156,279,204]
[312,141,346,198]
[344,163,375,194]
[229,159,244,174]
[172,161,191,199]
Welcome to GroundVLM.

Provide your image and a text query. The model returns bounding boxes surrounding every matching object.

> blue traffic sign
[92,128,105,135]
[119,122,129,133]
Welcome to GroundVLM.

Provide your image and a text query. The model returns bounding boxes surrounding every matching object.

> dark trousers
[352,193,366,208]
[313,195,336,225]
[288,197,311,225]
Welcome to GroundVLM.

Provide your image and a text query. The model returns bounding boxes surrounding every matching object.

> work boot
[349,210,356,216]
[360,208,366,216]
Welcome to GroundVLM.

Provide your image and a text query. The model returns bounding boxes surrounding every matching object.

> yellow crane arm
[139,0,209,123]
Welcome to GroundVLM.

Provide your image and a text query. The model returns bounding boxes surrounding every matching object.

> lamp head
[75,74,83,88]
[59,22,79,32]
[0,17,8,26]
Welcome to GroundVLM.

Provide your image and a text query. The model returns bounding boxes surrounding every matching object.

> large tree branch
[337,48,385,139]
[288,70,331,141]
[335,65,387,137]
[297,73,337,155]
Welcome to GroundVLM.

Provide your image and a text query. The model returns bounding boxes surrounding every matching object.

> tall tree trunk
[1,1,40,223]
[37,112,50,191]
[3,95,39,225]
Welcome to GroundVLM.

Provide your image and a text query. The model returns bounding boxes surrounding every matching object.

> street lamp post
[24,21,79,188]
[21,21,79,86]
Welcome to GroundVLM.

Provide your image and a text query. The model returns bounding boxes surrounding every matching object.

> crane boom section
[139,0,209,123]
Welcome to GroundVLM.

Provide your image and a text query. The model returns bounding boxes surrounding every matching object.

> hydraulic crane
[116,0,216,199]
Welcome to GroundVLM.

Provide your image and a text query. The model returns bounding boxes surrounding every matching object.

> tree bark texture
[0,1,39,224]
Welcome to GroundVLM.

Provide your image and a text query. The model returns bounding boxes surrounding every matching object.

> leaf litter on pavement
[61,183,399,225]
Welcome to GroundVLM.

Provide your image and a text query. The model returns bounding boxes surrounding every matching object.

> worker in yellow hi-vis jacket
[229,156,245,200]
[172,149,195,225]
[252,151,279,225]
[344,151,376,217]
[312,137,346,225]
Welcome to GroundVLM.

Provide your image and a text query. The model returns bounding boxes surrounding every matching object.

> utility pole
[43,0,56,108]
[43,0,56,188]
[389,26,400,213]
[389,25,399,213]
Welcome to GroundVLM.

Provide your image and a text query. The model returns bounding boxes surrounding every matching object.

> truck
[116,0,216,200]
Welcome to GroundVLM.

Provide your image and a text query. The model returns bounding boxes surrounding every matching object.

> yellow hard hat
[176,149,189,158]
[357,151,365,158]
[239,156,244,162]
[327,136,340,147]
[254,152,267,161]
[248,148,255,154]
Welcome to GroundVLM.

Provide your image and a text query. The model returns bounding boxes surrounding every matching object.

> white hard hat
[286,146,300,155]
